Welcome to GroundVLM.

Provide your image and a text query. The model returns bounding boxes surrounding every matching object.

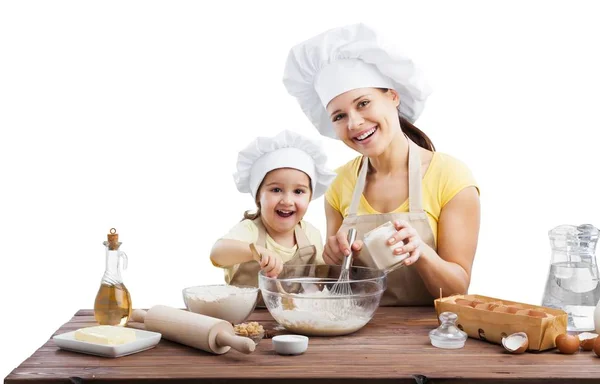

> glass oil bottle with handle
[94,228,132,326]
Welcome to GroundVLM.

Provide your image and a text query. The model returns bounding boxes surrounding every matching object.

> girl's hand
[323,229,363,265]
[388,220,422,266]
[258,248,284,278]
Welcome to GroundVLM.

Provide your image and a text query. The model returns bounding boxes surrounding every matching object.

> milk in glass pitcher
[542,224,600,332]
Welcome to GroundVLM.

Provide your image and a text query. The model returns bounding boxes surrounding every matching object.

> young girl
[210,130,336,288]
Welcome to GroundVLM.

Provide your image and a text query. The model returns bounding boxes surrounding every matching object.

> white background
[1,0,600,378]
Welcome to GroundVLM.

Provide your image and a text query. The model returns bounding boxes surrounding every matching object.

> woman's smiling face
[327,87,402,157]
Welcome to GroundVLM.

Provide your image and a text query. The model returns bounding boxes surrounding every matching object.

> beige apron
[228,218,317,307]
[339,139,437,306]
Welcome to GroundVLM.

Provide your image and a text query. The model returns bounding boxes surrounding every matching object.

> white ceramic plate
[52,328,162,358]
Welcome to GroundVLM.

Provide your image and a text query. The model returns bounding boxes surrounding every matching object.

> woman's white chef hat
[233,130,337,200]
[283,23,432,139]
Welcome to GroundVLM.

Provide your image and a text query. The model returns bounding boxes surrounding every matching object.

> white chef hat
[283,23,432,139]
[233,130,336,200]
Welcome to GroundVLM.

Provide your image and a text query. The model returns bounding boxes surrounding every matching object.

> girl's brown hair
[243,205,261,221]
[379,88,435,151]
[243,194,262,221]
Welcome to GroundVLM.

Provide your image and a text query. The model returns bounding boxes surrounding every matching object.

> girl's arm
[210,240,283,278]
[210,239,255,267]
[210,220,263,267]
[414,186,480,296]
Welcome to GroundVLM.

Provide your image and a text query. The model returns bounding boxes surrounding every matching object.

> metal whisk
[331,228,358,296]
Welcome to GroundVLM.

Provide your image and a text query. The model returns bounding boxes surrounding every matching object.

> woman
[283,24,480,306]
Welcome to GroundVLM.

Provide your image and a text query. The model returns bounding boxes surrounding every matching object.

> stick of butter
[74,325,137,345]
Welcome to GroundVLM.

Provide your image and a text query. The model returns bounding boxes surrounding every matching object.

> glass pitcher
[541,224,600,332]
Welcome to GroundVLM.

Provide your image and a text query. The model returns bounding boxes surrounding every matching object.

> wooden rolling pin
[129,305,255,355]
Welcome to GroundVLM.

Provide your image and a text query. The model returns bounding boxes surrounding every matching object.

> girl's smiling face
[327,87,402,157]
[258,168,312,235]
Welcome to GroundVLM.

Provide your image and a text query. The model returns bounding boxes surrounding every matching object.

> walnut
[234,322,264,337]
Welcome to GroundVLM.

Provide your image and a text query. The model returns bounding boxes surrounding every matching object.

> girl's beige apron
[339,139,436,306]
[228,218,317,307]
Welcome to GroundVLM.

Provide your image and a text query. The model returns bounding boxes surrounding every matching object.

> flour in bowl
[183,285,258,324]
[270,287,374,336]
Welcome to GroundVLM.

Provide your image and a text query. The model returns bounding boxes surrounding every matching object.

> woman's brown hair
[399,115,435,152]
[379,88,435,151]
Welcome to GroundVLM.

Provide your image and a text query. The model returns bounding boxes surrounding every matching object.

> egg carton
[434,294,568,351]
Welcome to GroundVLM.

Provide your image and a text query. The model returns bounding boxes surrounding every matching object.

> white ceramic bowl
[272,335,309,355]
[182,284,259,324]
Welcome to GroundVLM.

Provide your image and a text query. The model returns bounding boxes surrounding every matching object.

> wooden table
[5,307,600,383]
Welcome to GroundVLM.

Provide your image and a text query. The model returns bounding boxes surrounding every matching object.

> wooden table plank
[6,307,600,383]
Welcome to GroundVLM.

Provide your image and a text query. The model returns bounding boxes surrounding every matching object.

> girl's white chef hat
[234,130,337,200]
[283,23,432,139]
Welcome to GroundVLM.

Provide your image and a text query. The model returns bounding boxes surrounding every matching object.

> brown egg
[528,310,549,318]
[455,298,476,307]
[555,334,580,354]
[514,309,549,318]
[579,332,598,351]
[594,335,600,357]
[491,305,509,313]
[504,306,521,314]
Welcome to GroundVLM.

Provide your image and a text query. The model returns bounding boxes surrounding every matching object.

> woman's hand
[323,229,363,265]
[256,246,284,278]
[388,220,422,266]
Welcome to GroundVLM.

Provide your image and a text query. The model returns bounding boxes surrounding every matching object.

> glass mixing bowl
[259,264,386,336]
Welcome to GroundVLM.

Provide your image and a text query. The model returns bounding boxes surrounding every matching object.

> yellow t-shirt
[325,152,479,245]
[214,219,325,283]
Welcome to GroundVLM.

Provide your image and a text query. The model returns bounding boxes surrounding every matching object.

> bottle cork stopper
[107,228,119,250]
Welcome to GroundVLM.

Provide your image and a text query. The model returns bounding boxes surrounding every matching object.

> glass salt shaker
[429,312,468,349]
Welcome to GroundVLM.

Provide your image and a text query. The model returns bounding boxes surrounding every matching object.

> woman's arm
[323,200,351,265]
[325,200,344,238]
[414,186,481,297]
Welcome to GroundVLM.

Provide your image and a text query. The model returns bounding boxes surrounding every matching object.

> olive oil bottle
[94,228,132,326]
